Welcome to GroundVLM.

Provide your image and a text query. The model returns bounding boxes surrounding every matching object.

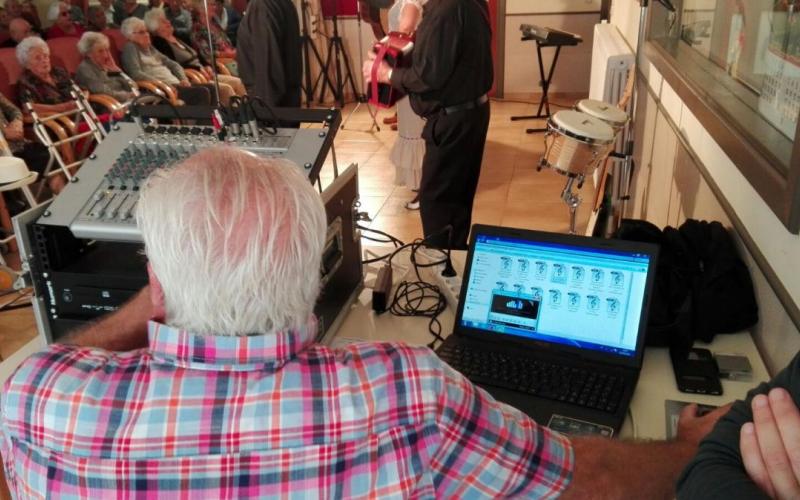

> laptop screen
[458,231,653,358]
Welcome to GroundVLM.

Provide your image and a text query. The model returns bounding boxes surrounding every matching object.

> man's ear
[147,263,166,322]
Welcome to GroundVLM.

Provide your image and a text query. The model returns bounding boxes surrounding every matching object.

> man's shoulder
[2,344,147,431]
[327,341,447,384]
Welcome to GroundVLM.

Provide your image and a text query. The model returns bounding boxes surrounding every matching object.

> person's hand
[362,50,391,85]
[740,388,800,499]
[676,402,733,446]
[178,79,191,87]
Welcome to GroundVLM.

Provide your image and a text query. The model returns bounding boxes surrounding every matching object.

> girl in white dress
[388,0,427,210]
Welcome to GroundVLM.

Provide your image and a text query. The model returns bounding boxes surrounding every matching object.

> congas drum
[540,110,615,178]
[575,99,628,134]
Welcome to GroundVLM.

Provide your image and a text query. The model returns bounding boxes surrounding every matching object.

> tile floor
[0,97,594,359]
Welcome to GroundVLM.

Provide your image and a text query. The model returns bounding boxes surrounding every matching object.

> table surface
[331,250,771,440]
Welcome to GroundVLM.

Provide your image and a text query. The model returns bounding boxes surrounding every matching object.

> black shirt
[236,0,301,106]
[391,0,493,118]
[676,353,800,499]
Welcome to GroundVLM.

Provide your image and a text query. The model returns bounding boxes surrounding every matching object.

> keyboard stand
[510,39,573,134]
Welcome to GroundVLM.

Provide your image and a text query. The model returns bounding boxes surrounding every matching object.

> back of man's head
[137,147,327,336]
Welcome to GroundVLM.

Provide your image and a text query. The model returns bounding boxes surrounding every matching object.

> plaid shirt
[1,321,573,498]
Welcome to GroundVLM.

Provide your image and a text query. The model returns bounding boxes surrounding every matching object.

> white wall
[611,1,800,374]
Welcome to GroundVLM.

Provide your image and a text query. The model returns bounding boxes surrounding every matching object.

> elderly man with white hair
[75,31,136,103]
[0,147,728,497]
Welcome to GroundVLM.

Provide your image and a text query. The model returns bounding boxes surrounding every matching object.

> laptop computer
[436,224,658,437]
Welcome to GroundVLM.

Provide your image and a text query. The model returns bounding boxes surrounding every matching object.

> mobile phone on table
[671,347,723,396]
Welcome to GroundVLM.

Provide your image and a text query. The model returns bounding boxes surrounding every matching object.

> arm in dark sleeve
[676,352,800,500]
[390,5,462,94]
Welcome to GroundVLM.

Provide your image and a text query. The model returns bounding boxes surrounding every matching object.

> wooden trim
[645,41,800,233]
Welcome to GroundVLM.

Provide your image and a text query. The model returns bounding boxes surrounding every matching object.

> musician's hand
[362,56,392,85]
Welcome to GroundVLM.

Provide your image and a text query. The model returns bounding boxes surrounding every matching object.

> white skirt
[390,96,425,190]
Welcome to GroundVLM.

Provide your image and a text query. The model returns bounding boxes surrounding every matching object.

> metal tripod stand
[340,0,380,131]
[299,0,330,107]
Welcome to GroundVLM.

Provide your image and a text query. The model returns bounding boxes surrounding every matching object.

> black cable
[247,95,281,135]
[0,290,32,313]
[388,281,447,349]
[357,225,404,248]
[365,225,455,348]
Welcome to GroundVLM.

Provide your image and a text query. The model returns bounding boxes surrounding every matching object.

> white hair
[143,8,165,33]
[136,147,327,336]
[15,35,48,66]
[77,31,109,56]
[46,1,68,22]
[121,16,146,39]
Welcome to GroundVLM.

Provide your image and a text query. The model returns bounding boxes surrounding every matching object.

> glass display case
[646,0,800,232]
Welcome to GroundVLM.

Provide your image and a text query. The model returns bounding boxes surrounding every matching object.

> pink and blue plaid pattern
[1,321,573,498]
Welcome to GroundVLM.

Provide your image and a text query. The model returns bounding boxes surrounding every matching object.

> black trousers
[419,102,490,249]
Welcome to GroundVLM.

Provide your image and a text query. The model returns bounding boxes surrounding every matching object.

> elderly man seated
[0,147,728,497]
[75,32,136,104]
[0,17,34,48]
[120,16,212,106]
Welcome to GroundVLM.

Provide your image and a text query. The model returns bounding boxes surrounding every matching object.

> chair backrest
[0,48,24,103]
[103,29,127,65]
[47,37,83,75]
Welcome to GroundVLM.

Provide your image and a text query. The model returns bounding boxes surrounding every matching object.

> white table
[332,250,771,440]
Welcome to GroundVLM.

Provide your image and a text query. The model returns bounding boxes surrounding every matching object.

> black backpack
[614,219,759,348]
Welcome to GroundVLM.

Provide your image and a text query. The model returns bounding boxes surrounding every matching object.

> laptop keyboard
[436,344,626,414]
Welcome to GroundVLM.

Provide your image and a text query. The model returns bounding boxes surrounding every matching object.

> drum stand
[561,176,584,235]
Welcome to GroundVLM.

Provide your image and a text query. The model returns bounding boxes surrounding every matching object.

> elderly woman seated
[16,36,79,115]
[144,9,244,105]
[189,0,237,75]
[120,17,213,106]
[75,32,136,104]
[45,1,85,39]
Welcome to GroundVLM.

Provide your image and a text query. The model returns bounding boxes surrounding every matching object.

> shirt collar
[147,318,317,372]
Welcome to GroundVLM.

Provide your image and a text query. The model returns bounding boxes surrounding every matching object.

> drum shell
[541,116,614,177]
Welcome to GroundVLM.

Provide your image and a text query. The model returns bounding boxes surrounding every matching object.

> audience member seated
[0,146,729,498]
[0,90,62,192]
[0,17,34,48]
[3,0,41,31]
[16,36,78,115]
[677,352,800,499]
[189,0,237,74]
[86,5,109,32]
[67,0,86,26]
[213,0,240,45]
[113,0,147,27]
[145,9,244,105]
[46,1,86,39]
[148,0,163,8]
[120,17,211,106]
[75,32,136,104]
[162,0,192,43]
[98,0,118,28]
